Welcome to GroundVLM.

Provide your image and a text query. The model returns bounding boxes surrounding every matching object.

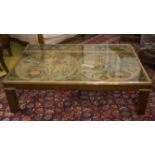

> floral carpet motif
[0,34,155,121]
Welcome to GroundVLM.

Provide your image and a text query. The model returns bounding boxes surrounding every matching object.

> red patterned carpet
[0,34,155,121]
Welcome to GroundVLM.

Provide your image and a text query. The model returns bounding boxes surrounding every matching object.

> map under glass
[5,44,149,82]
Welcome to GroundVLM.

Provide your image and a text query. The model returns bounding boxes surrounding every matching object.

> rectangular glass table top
[5,44,151,83]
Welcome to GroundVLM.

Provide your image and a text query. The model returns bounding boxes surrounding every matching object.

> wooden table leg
[138,89,150,115]
[4,88,19,113]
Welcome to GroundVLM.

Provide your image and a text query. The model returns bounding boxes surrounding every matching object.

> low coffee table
[3,44,152,114]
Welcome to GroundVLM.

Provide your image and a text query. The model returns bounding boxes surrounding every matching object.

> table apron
[3,83,151,91]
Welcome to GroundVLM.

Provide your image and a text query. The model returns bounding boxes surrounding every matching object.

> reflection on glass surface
[5,44,149,82]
